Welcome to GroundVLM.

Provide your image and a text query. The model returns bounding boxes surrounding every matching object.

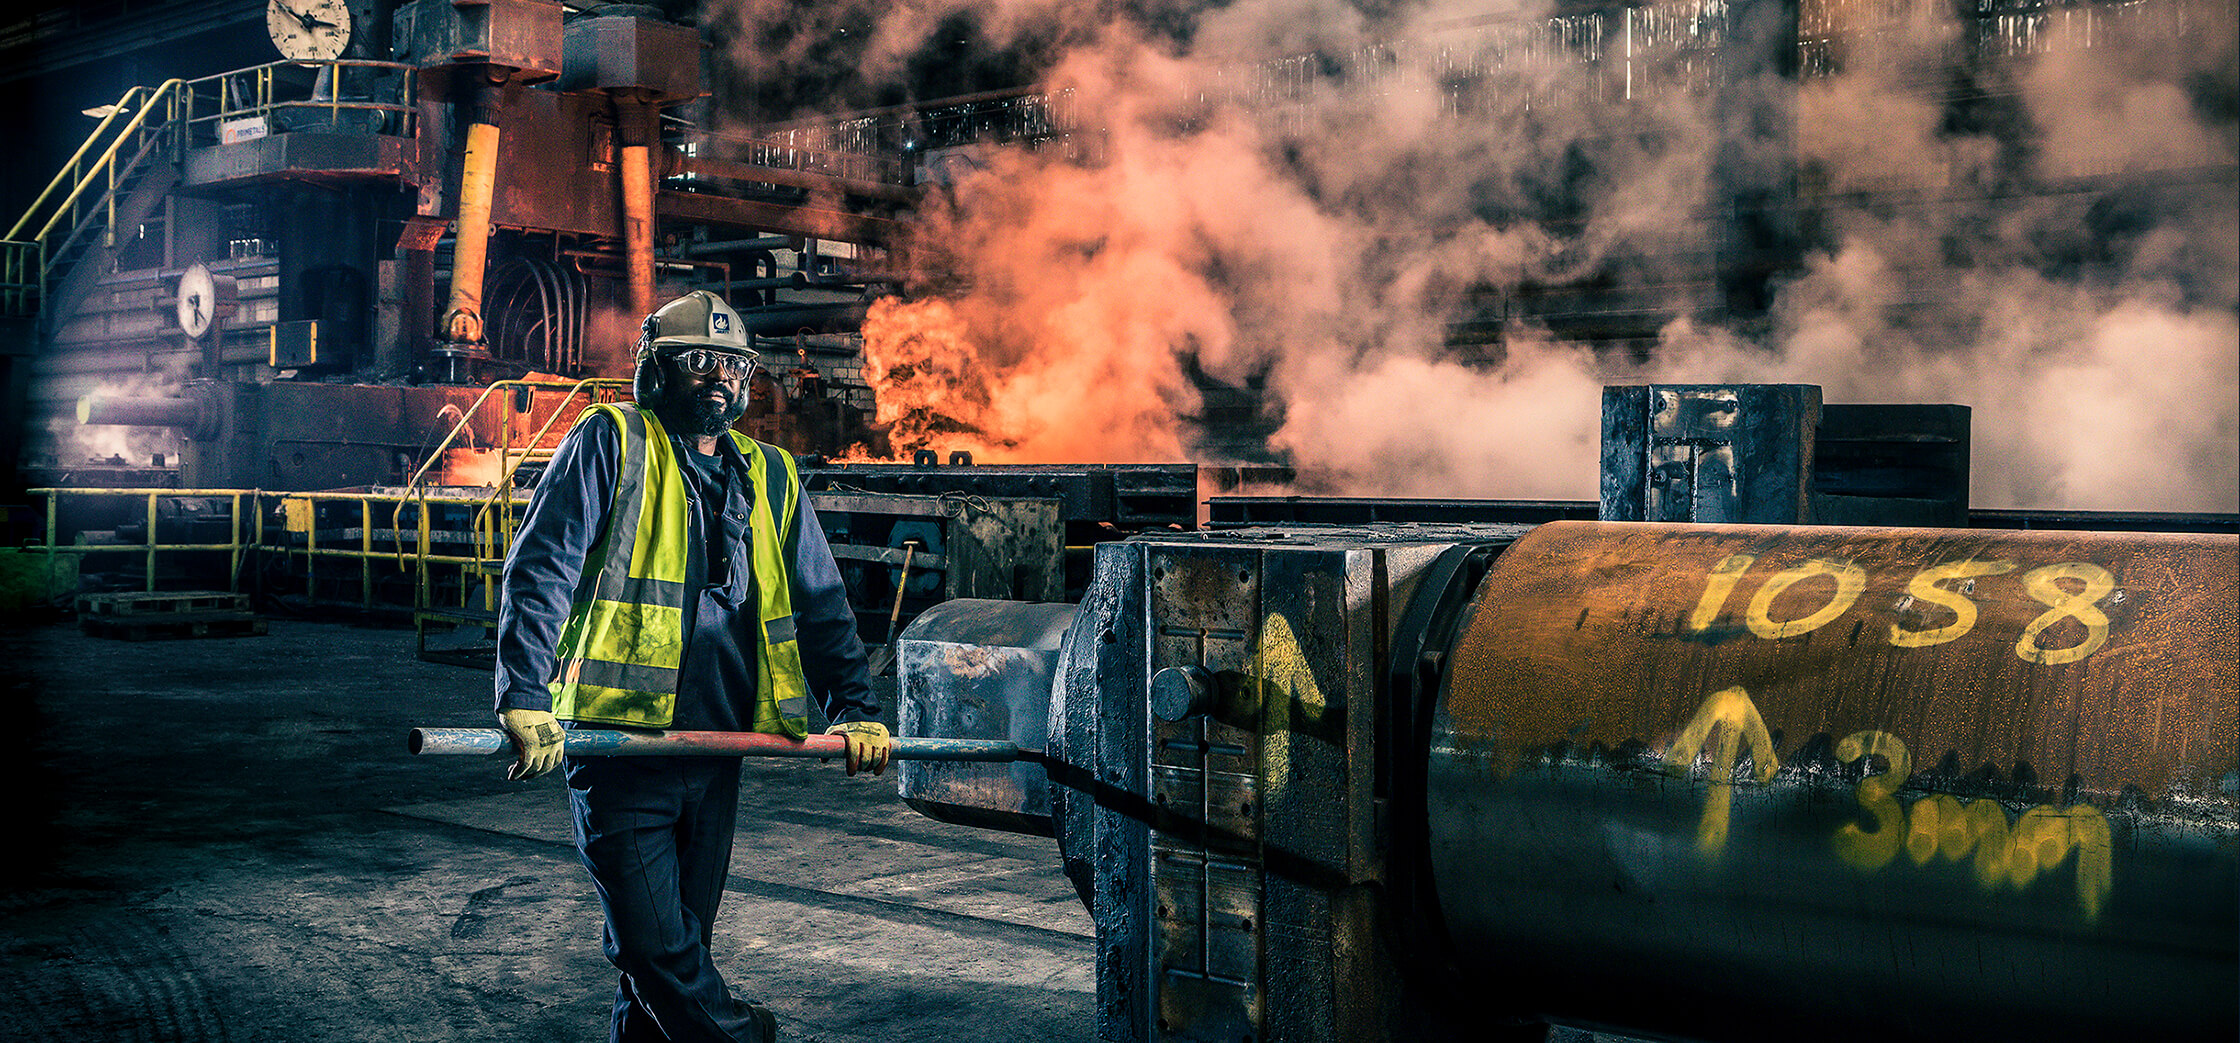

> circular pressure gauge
[267,0,353,63]
[175,263,237,340]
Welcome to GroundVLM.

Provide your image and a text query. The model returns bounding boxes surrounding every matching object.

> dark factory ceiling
[0,1,698,85]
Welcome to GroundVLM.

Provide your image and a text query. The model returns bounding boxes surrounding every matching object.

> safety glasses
[669,348,757,381]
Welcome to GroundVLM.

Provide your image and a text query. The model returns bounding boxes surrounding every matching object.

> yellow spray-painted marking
[1887,559,2017,647]
[2014,563,2116,665]
[1250,612,1329,802]
[1682,556,2120,666]
[2012,806,2115,921]
[1837,729,2113,920]
[1832,731,1912,871]
[1744,560,1868,640]
[1685,554,1757,633]
[1661,686,1780,854]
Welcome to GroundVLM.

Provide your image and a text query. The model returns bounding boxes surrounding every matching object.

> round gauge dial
[176,263,216,339]
[267,0,353,63]
[176,264,238,340]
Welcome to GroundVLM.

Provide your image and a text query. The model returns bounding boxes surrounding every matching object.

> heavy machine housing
[897,518,2237,1043]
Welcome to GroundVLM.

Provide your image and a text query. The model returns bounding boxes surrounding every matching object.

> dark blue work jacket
[495,412,878,732]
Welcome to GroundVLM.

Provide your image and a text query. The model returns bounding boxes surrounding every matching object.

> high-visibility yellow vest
[546,403,814,735]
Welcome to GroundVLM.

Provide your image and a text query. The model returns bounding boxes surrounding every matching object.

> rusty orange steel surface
[1424,520,2235,1042]
[1442,520,2237,801]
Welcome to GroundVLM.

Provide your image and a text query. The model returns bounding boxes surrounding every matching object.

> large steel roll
[1426,521,2236,1042]
[896,597,1077,837]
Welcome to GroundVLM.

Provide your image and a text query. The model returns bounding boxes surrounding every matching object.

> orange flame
[844,297,1006,461]
[844,295,1193,463]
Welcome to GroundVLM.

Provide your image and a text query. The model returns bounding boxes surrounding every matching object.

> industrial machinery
[813,489,1062,649]
[403,381,2234,1039]
[889,385,2238,1043]
[8,0,906,499]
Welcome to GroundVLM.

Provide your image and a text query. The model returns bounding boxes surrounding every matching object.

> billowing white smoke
[705,0,2238,511]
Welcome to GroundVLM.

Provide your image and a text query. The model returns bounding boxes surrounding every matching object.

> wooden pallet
[77,590,251,618]
[80,610,268,641]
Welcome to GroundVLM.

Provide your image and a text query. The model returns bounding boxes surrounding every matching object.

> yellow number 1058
[1685,555,2115,665]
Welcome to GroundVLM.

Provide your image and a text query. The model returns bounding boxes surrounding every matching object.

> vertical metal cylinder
[442,121,501,344]
[620,143,655,320]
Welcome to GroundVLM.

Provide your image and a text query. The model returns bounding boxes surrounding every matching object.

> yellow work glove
[824,720,892,777]
[498,708,564,781]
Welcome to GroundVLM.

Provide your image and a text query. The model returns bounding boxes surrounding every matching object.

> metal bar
[44,492,57,597]
[229,492,242,592]
[675,235,797,257]
[66,542,247,554]
[417,498,432,611]
[408,728,1033,762]
[30,486,259,496]
[143,493,157,592]
[360,500,373,609]
[305,498,316,600]
[676,154,920,205]
[825,544,948,569]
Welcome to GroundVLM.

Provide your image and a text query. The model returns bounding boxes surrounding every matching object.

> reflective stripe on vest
[547,403,813,735]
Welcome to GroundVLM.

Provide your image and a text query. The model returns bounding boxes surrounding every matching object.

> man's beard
[657,386,746,437]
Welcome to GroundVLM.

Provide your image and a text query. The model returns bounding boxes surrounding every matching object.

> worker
[492,289,890,1042]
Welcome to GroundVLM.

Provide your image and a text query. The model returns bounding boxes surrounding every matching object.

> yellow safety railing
[0,237,39,317]
[181,59,418,146]
[27,485,528,614]
[25,380,625,623]
[5,79,186,266]
[394,377,630,613]
[32,487,257,596]
[274,487,522,612]
[3,60,417,317]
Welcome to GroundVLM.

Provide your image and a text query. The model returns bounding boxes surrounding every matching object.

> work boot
[745,1001,777,1042]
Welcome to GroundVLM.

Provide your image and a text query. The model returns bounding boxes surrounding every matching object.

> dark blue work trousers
[566,754,770,1043]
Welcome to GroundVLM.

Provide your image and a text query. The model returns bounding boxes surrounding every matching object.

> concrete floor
[0,617,1093,1042]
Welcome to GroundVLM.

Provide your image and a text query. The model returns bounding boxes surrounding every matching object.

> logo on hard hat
[711,312,731,334]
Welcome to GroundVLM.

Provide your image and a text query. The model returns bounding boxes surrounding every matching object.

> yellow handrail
[3,83,162,241]
[388,377,629,597]
[11,79,187,247]
[32,486,257,595]
[469,378,629,562]
[0,240,41,316]
[5,59,419,311]
[180,60,419,141]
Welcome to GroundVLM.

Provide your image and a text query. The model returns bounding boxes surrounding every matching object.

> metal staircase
[1,79,186,329]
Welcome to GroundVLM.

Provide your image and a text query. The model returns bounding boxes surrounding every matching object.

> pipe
[565,260,587,373]
[676,153,920,205]
[677,235,798,257]
[736,301,870,337]
[79,393,202,431]
[621,143,655,319]
[408,727,1033,762]
[440,121,501,345]
[730,273,808,292]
